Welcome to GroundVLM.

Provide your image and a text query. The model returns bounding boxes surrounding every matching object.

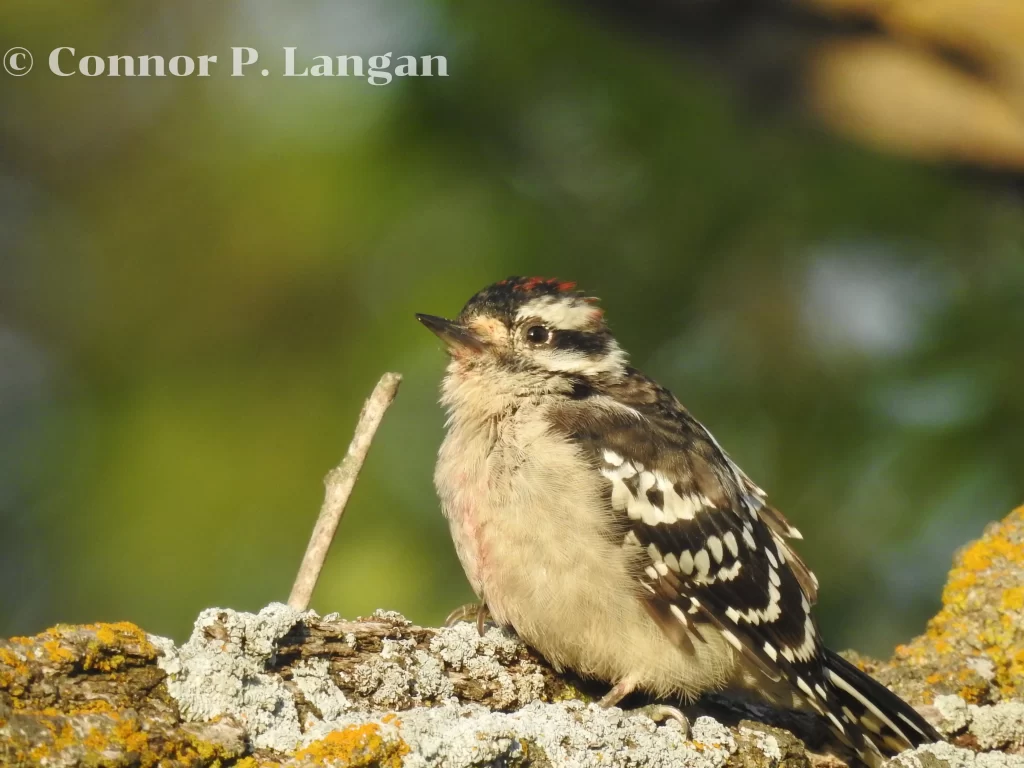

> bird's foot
[599,678,688,735]
[444,599,491,636]
[629,704,690,735]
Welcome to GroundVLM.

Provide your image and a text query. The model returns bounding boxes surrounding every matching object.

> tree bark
[3,506,1023,767]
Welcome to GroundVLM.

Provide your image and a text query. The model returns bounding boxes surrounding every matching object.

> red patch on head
[514,277,576,293]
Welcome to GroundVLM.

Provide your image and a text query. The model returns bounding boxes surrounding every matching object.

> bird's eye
[525,325,551,344]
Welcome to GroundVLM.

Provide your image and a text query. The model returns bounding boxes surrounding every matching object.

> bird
[416,276,941,765]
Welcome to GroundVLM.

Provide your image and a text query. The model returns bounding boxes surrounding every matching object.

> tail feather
[823,650,941,764]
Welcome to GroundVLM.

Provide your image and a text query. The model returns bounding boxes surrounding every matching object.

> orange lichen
[7,700,250,768]
[0,646,29,696]
[67,699,116,716]
[234,759,278,768]
[41,638,77,665]
[114,715,150,755]
[80,621,159,671]
[23,707,249,767]
[5,621,157,678]
[1000,586,1024,612]
[293,724,410,768]
[897,506,1024,701]
[0,619,257,768]
[29,717,78,762]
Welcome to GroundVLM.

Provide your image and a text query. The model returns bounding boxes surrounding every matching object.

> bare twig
[288,372,403,611]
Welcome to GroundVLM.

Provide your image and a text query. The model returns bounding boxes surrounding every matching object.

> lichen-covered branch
[3,506,1024,767]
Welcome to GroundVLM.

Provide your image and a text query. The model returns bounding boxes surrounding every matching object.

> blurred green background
[1,1,1022,658]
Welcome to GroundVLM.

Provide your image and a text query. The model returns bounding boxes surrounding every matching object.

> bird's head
[417,277,628,406]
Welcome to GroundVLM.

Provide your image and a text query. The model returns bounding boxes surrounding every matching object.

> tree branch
[287,372,402,611]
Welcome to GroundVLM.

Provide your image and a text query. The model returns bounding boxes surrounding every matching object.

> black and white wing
[556,376,940,762]
[586,417,828,696]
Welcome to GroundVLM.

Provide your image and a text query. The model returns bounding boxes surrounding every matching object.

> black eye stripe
[551,329,611,355]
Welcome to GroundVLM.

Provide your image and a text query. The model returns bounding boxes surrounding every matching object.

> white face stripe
[528,343,627,377]
[513,295,628,378]
[516,296,601,330]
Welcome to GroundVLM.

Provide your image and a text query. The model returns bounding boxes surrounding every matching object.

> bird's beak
[415,314,485,353]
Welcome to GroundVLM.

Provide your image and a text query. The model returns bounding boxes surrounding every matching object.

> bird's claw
[630,704,690,736]
[444,600,491,636]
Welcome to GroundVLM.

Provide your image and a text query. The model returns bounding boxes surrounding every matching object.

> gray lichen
[431,622,547,708]
[739,726,783,763]
[292,657,351,723]
[147,604,1024,766]
[891,742,1024,768]
[301,703,730,768]
[152,604,778,764]
[7,506,1024,767]
[932,694,1024,752]
[155,602,309,750]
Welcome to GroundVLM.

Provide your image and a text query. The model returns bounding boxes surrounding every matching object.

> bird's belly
[463,496,737,699]
[436,424,736,698]
[480,503,637,662]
